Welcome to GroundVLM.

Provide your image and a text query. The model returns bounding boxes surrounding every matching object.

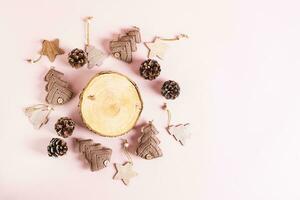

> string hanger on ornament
[158,33,189,41]
[113,139,138,186]
[145,33,189,59]
[26,39,65,64]
[163,103,172,128]
[84,16,93,47]
[121,139,133,163]
[163,103,192,146]
[84,16,107,68]
[68,16,106,69]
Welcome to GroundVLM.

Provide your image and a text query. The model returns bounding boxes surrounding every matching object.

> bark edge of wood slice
[79,71,143,137]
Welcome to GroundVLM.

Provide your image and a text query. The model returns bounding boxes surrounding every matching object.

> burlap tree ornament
[110,27,141,63]
[77,139,112,172]
[44,68,73,105]
[136,121,163,160]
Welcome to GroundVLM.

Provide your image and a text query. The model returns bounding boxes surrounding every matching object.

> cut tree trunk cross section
[80,71,143,137]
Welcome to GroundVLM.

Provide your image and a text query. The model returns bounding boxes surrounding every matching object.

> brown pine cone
[55,117,75,138]
[68,48,87,68]
[140,59,161,80]
[47,138,68,157]
[161,80,180,100]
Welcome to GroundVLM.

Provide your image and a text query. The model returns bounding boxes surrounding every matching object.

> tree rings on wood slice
[79,71,143,137]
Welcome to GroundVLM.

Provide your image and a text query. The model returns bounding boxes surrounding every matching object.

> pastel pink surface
[1,0,300,200]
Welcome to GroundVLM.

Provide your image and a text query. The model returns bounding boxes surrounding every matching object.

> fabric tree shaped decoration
[77,139,112,172]
[110,27,141,63]
[136,121,163,160]
[44,68,73,105]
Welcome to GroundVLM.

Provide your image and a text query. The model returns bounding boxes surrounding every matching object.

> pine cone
[47,138,68,157]
[139,59,161,80]
[68,48,87,68]
[161,80,180,100]
[55,117,75,138]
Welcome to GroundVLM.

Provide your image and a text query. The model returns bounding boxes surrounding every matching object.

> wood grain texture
[79,71,143,137]
[40,39,64,62]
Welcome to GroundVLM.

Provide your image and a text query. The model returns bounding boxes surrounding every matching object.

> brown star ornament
[40,39,64,62]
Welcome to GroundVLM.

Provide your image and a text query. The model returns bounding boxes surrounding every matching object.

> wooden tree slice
[79,71,143,137]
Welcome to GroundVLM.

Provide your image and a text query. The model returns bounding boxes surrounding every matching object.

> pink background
[1,0,300,199]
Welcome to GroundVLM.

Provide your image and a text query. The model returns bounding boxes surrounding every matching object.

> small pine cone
[68,48,87,68]
[47,138,68,157]
[161,80,180,100]
[55,117,76,138]
[139,59,161,80]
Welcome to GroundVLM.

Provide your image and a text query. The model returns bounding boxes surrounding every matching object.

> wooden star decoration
[145,38,169,59]
[167,123,191,145]
[40,39,64,62]
[113,162,138,185]
[85,45,106,68]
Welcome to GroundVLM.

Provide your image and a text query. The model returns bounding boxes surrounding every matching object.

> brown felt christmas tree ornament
[136,121,163,160]
[79,71,143,137]
[27,39,64,63]
[77,139,112,172]
[110,27,141,63]
[44,68,73,105]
